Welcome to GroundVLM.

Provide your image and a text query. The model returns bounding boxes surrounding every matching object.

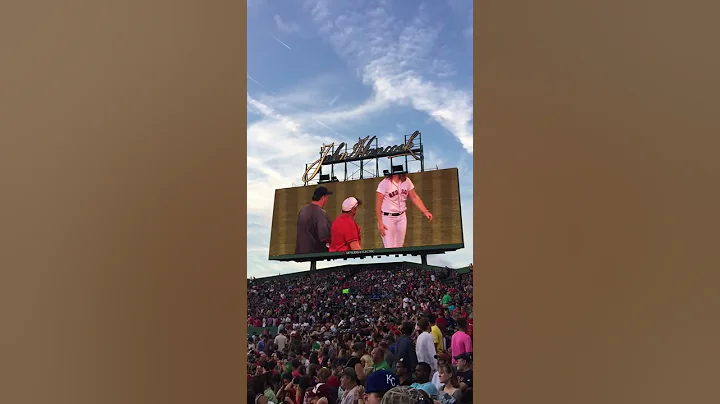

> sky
[247,0,474,278]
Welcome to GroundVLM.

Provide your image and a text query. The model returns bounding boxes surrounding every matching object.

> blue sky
[247,0,474,278]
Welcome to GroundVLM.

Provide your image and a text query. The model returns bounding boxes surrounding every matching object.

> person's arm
[408,188,432,221]
[375,191,385,224]
[354,361,366,382]
[464,335,472,354]
[341,220,361,250]
[375,182,388,236]
[317,212,332,245]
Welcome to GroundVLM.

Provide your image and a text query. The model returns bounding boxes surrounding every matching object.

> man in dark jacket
[394,322,418,374]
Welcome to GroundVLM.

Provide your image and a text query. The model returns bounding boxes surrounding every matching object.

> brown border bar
[474,0,719,403]
[0,0,247,403]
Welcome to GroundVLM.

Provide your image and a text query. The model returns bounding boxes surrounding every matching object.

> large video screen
[268,168,464,261]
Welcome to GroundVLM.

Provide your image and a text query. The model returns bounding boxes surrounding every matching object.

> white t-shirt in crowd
[274,334,287,351]
[377,177,415,213]
[403,297,412,309]
[432,371,444,391]
[416,331,438,372]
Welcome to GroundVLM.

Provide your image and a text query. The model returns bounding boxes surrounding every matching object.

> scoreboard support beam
[421,254,428,266]
[310,261,317,272]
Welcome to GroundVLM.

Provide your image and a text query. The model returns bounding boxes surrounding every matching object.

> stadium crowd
[247,265,474,404]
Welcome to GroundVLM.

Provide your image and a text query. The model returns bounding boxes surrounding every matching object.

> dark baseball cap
[454,353,472,362]
[341,367,358,383]
[312,186,333,201]
[434,352,451,363]
[365,370,399,394]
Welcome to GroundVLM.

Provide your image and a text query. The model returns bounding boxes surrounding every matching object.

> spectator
[304,367,335,404]
[395,322,418,374]
[275,330,288,352]
[371,347,391,371]
[431,353,451,391]
[379,341,395,369]
[394,358,413,386]
[339,368,362,404]
[450,319,472,365]
[362,370,399,404]
[345,342,368,384]
[441,290,452,308]
[428,314,444,353]
[276,373,293,403]
[415,319,437,373]
[251,375,270,404]
[437,362,462,403]
[380,386,424,404]
[291,360,302,379]
[454,353,472,390]
[410,362,439,400]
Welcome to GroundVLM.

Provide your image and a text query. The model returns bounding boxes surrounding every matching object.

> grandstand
[247,261,472,283]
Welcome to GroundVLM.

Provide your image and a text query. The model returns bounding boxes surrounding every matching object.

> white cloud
[304,0,331,23]
[274,15,301,33]
[306,1,474,154]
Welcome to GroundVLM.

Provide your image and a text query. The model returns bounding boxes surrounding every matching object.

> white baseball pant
[381,212,407,248]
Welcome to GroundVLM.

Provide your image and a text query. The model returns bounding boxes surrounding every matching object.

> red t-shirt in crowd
[329,214,361,252]
[326,375,340,388]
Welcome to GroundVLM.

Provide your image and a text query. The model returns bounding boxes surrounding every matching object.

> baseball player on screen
[375,167,433,248]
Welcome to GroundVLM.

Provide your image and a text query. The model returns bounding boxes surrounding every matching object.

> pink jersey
[450,330,472,364]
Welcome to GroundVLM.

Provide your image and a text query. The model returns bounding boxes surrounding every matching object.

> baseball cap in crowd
[434,352,451,363]
[341,197,362,212]
[365,370,399,395]
[454,353,473,363]
[381,386,427,404]
[306,382,332,401]
[312,186,333,201]
[341,367,358,383]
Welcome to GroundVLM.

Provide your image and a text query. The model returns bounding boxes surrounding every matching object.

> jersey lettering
[378,177,414,213]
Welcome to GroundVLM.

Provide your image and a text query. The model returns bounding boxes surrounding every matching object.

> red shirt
[326,375,340,387]
[329,214,361,252]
